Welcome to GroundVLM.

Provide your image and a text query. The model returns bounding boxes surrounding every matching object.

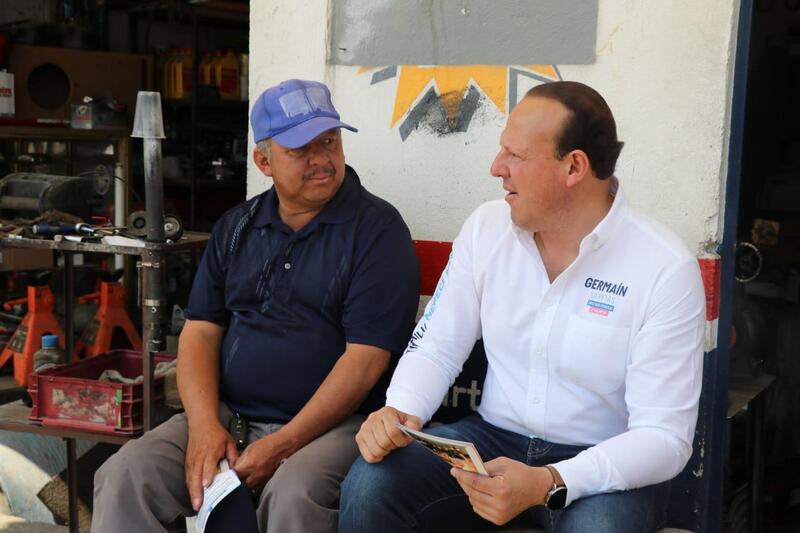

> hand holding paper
[196,459,241,533]
[397,424,488,475]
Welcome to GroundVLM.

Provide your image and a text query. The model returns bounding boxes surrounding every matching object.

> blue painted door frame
[665,2,753,531]
[707,0,754,530]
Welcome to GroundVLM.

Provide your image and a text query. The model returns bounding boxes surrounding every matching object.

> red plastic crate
[28,350,176,435]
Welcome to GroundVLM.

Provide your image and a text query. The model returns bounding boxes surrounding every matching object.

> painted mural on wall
[363,65,562,141]
[330,1,595,141]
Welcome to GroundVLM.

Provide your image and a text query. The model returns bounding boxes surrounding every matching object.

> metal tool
[127,211,182,240]
[163,214,183,240]
[0,173,93,221]
[31,222,96,237]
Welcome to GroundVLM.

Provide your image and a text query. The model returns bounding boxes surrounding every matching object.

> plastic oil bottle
[219,48,240,100]
[33,334,65,373]
[199,50,213,86]
[211,50,224,92]
[174,48,195,100]
[239,52,248,101]
[161,48,177,99]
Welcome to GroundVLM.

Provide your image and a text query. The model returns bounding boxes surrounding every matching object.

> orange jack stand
[0,286,65,386]
[74,281,142,359]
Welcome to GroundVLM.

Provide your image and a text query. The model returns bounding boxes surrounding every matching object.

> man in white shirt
[339,81,706,532]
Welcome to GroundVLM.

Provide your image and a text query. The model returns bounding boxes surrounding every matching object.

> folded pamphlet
[196,459,241,533]
[398,424,488,475]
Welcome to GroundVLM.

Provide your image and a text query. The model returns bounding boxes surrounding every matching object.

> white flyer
[196,459,241,533]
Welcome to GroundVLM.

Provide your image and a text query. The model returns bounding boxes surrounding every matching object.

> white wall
[248,1,739,252]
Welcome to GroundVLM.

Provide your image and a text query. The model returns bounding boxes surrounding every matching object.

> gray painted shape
[371,66,398,85]
[508,67,562,112]
[398,85,484,141]
[399,88,446,141]
[331,0,597,66]
[454,85,482,132]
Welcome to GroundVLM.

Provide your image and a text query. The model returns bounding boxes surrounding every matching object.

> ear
[253,147,273,177]
[564,149,591,188]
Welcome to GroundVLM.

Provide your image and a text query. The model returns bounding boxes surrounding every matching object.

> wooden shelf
[0,400,132,445]
[0,231,209,256]
[727,372,776,418]
[164,177,245,189]
[162,99,248,111]
[121,0,249,25]
[0,126,131,142]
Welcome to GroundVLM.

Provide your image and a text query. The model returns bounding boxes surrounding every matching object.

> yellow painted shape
[387,65,560,126]
[391,66,437,126]
[391,65,507,126]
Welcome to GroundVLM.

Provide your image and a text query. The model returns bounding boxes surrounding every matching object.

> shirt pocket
[557,314,630,394]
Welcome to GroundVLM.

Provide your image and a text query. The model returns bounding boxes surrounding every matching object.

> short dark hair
[525,81,623,179]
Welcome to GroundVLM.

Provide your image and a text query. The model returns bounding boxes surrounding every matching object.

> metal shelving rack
[0,231,209,532]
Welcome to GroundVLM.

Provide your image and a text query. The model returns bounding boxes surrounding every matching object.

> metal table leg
[140,249,166,431]
[65,437,78,533]
[63,253,74,360]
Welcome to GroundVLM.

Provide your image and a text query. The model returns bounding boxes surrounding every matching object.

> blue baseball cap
[250,79,357,148]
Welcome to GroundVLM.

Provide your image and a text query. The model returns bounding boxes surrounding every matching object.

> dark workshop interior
[0,1,247,530]
[727,1,800,532]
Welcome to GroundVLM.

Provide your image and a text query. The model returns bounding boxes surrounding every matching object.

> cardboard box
[70,100,128,130]
[0,248,53,271]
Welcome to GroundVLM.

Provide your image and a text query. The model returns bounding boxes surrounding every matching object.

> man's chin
[509,210,534,233]
[306,180,342,203]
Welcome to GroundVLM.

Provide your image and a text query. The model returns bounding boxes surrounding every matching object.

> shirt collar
[511,176,628,253]
[579,176,627,253]
[252,165,360,229]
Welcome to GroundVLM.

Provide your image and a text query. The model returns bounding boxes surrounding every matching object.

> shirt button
[284,262,291,270]
[532,397,541,405]
[534,346,544,356]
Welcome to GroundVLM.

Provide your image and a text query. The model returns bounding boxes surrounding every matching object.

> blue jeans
[339,415,669,532]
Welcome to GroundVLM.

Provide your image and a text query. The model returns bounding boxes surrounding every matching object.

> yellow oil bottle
[219,49,240,100]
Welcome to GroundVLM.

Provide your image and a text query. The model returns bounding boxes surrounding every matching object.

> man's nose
[307,144,331,166]
[490,152,506,178]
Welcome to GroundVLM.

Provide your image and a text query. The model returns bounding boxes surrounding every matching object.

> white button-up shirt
[387,181,706,505]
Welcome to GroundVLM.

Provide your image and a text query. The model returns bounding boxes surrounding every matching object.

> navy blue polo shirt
[184,166,419,423]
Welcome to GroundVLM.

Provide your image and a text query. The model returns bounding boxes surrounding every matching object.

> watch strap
[543,465,568,510]
[544,464,565,488]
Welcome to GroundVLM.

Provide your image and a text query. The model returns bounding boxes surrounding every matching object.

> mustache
[304,166,336,180]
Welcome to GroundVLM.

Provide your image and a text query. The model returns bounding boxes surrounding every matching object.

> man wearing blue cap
[92,79,420,533]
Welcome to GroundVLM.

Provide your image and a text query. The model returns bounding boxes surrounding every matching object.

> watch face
[546,486,568,510]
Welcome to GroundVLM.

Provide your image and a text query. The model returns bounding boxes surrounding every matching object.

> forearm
[270,343,390,457]
[555,426,692,506]
[385,352,454,423]
[176,320,225,429]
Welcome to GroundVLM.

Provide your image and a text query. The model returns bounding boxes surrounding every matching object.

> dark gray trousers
[91,404,364,533]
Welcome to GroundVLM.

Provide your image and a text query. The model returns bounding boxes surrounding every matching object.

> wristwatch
[543,465,568,510]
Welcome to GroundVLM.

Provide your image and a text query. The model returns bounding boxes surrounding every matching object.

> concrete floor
[0,513,81,532]
[0,452,83,533]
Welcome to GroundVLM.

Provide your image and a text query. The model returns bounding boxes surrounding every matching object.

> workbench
[0,231,209,532]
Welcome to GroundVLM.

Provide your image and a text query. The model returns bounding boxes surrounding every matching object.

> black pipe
[143,139,165,243]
